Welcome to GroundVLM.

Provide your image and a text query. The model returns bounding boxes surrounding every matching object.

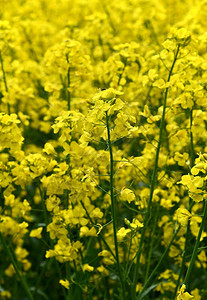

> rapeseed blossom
[0,0,207,299]
[177,284,194,299]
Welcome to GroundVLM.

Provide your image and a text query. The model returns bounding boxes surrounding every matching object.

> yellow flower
[177,284,194,299]
[162,39,176,51]
[30,227,43,239]
[43,143,56,155]
[174,28,191,41]
[59,279,70,290]
[80,226,97,237]
[191,288,201,299]
[130,219,144,229]
[120,188,136,203]
[176,208,192,226]
[117,227,131,241]
[82,264,94,272]
[153,79,170,89]
[174,152,189,166]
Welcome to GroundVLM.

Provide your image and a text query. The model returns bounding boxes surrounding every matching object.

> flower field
[1,0,207,299]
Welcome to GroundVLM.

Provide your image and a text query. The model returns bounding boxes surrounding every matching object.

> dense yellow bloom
[0,0,207,298]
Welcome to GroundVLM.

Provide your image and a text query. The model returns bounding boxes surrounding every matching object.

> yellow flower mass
[0,0,206,299]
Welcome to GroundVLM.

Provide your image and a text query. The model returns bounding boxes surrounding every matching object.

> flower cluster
[0,0,207,299]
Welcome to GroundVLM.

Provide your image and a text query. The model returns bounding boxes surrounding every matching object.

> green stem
[39,186,49,225]
[0,51,10,114]
[183,199,207,285]
[66,262,71,300]
[172,211,191,299]
[106,111,126,300]
[80,199,116,261]
[138,225,181,299]
[124,231,133,281]
[33,257,49,298]
[189,109,195,167]
[173,109,195,299]
[0,52,8,92]
[39,184,67,298]
[65,53,71,111]
[0,233,33,300]
[79,201,112,300]
[131,44,180,300]
[144,206,158,285]
[66,67,71,111]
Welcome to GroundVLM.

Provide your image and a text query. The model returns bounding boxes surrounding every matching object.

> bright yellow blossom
[59,279,70,289]
[177,284,194,299]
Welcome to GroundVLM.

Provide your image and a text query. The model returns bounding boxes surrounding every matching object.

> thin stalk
[14,277,18,300]
[183,199,207,285]
[33,258,49,298]
[126,244,143,280]
[131,44,180,300]
[66,67,71,111]
[173,110,195,299]
[98,35,106,62]
[39,186,49,225]
[0,233,33,300]
[65,53,71,111]
[138,225,181,300]
[172,202,193,299]
[189,109,195,167]
[0,51,10,113]
[39,185,67,298]
[144,206,158,285]
[78,203,111,300]
[66,262,71,300]
[106,111,126,300]
[124,231,133,281]
[0,51,8,92]
[80,199,116,261]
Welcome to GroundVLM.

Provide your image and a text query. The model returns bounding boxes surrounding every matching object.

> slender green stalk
[172,207,192,299]
[0,51,10,114]
[0,51,8,92]
[173,111,195,299]
[106,111,126,300]
[39,184,67,298]
[39,186,49,225]
[0,233,33,300]
[66,262,71,300]
[80,199,116,261]
[66,67,71,111]
[138,225,181,300]
[189,109,195,168]
[144,206,158,285]
[131,44,180,300]
[65,53,71,111]
[183,199,207,285]
[80,200,112,300]
[33,257,49,298]
[124,231,133,281]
